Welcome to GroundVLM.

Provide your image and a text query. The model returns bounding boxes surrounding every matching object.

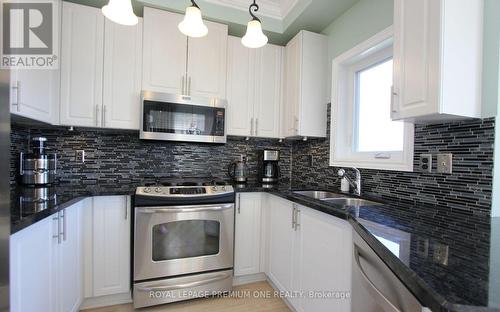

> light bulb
[178,6,208,38]
[241,20,268,48]
[102,0,138,26]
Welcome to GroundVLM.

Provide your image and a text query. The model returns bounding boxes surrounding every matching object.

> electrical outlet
[76,150,85,163]
[437,154,453,174]
[433,242,449,266]
[416,238,429,257]
[419,154,432,173]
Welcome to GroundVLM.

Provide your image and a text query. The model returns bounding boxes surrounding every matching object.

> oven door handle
[136,271,232,292]
[137,204,234,214]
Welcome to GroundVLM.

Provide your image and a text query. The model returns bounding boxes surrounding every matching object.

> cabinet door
[60,2,104,127]
[284,35,300,137]
[295,207,352,312]
[234,193,262,276]
[254,44,283,138]
[226,36,254,136]
[10,214,58,312]
[187,20,228,99]
[103,19,143,130]
[142,8,186,94]
[392,0,441,120]
[10,69,59,124]
[58,203,83,312]
[92,196,130,296]
[267,196,295,292]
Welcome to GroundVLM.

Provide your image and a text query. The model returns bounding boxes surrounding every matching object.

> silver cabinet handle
[255,118,259,136]
[294,207,300,231]
[102,105,107,127]
[188,76,191,96]
[237,194,241,214]
[53,214,61,244]
[61,209,67,241]
[95,105,99,127]
[11,81,20,112]
[19,152,24,176]
[125,199,128,220]
[250,118,254,136]
[292,205,296,229]
[181,75,185,95]
[391,86,398,113]
[136,271,231,292]
[353,244,401,312]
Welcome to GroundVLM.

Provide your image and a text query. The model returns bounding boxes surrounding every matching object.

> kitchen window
[330,27,414,171]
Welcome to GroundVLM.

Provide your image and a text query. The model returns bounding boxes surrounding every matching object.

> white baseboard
[79,292,132,310]
[232,273,267,286]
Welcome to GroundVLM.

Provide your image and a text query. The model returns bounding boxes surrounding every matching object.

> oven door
[134,203,234,281]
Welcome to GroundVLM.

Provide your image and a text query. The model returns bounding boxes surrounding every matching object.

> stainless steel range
[133,178,235,308]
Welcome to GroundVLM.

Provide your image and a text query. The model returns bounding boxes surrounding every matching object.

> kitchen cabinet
[234,193,263,276]
[60,2,104,127]
[102,19,143,130]
[142,7,228,99]
[283,30,328,138]
[10,69,60,125]
[84,196,131,299]
[226,36,283,138]
[392,0,483,122]
[10,201,84,312]
[266,195,352,311]
[60,2,142,129]
[267,196,295,293]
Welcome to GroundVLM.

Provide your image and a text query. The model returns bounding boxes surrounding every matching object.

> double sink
[293,190,382,207]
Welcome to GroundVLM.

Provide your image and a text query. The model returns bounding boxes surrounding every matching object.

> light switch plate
[419,154,432,173]
[433,242,449,266]
[437,154,453,174]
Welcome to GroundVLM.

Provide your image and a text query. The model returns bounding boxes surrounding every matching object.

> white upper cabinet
[60,2,104,127]
[187,22,228,99]
[142,8,186,95]
[284,30,328,138]
[234,193,263,276]
[226,36,283,138]
[60,2,142,130]
[392,0,483,122]
[10,69,60,125]
[103,19,143,130]
[142,7,228,99]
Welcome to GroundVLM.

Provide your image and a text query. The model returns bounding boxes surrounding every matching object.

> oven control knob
[211,186,218,191]
[221,186,226,191]
[144,187,151,193]
[155,187,162,193]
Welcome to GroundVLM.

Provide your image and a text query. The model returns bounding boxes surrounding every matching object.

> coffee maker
[259,150,280,184]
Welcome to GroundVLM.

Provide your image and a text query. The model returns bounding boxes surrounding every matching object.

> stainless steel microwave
[140,91,227,143]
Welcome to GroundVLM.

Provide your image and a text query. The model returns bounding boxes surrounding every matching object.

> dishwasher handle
[353,244,401,312]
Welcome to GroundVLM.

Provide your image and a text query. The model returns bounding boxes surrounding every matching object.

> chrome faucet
[337,167,361,196]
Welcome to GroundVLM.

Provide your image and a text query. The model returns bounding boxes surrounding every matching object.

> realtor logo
[1,0,59,69]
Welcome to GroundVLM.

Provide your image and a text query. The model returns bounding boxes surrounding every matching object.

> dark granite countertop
[10,182,500,312]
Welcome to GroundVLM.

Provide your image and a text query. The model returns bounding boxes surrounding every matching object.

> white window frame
[330,26,414,172]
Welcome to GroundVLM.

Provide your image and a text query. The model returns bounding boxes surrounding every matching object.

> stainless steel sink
[293,190,347,200]
[321,198,382,207]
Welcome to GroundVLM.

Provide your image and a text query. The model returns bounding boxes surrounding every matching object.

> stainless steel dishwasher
[351,230,430,312]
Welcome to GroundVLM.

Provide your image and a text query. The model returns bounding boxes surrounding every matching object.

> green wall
[320,0,393,96]
[320,0,500,119]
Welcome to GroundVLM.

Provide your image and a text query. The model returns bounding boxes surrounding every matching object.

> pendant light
[178,0,208,38]
[102,0,138,26]
[241,0,268,48]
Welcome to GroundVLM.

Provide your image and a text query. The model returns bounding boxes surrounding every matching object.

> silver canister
[20,137,57,185]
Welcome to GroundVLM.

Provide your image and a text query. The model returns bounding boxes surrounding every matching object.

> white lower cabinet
[234,193,263,276]
[82,196,131,308]
[10,200,84,312]
[264,195,352,312]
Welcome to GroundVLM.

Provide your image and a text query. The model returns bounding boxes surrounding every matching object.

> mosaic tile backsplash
[11,105,495,216]
[292,106,495,217]
[10,125,292,186]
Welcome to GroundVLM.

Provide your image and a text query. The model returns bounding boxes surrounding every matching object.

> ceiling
[64,0,360,45]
